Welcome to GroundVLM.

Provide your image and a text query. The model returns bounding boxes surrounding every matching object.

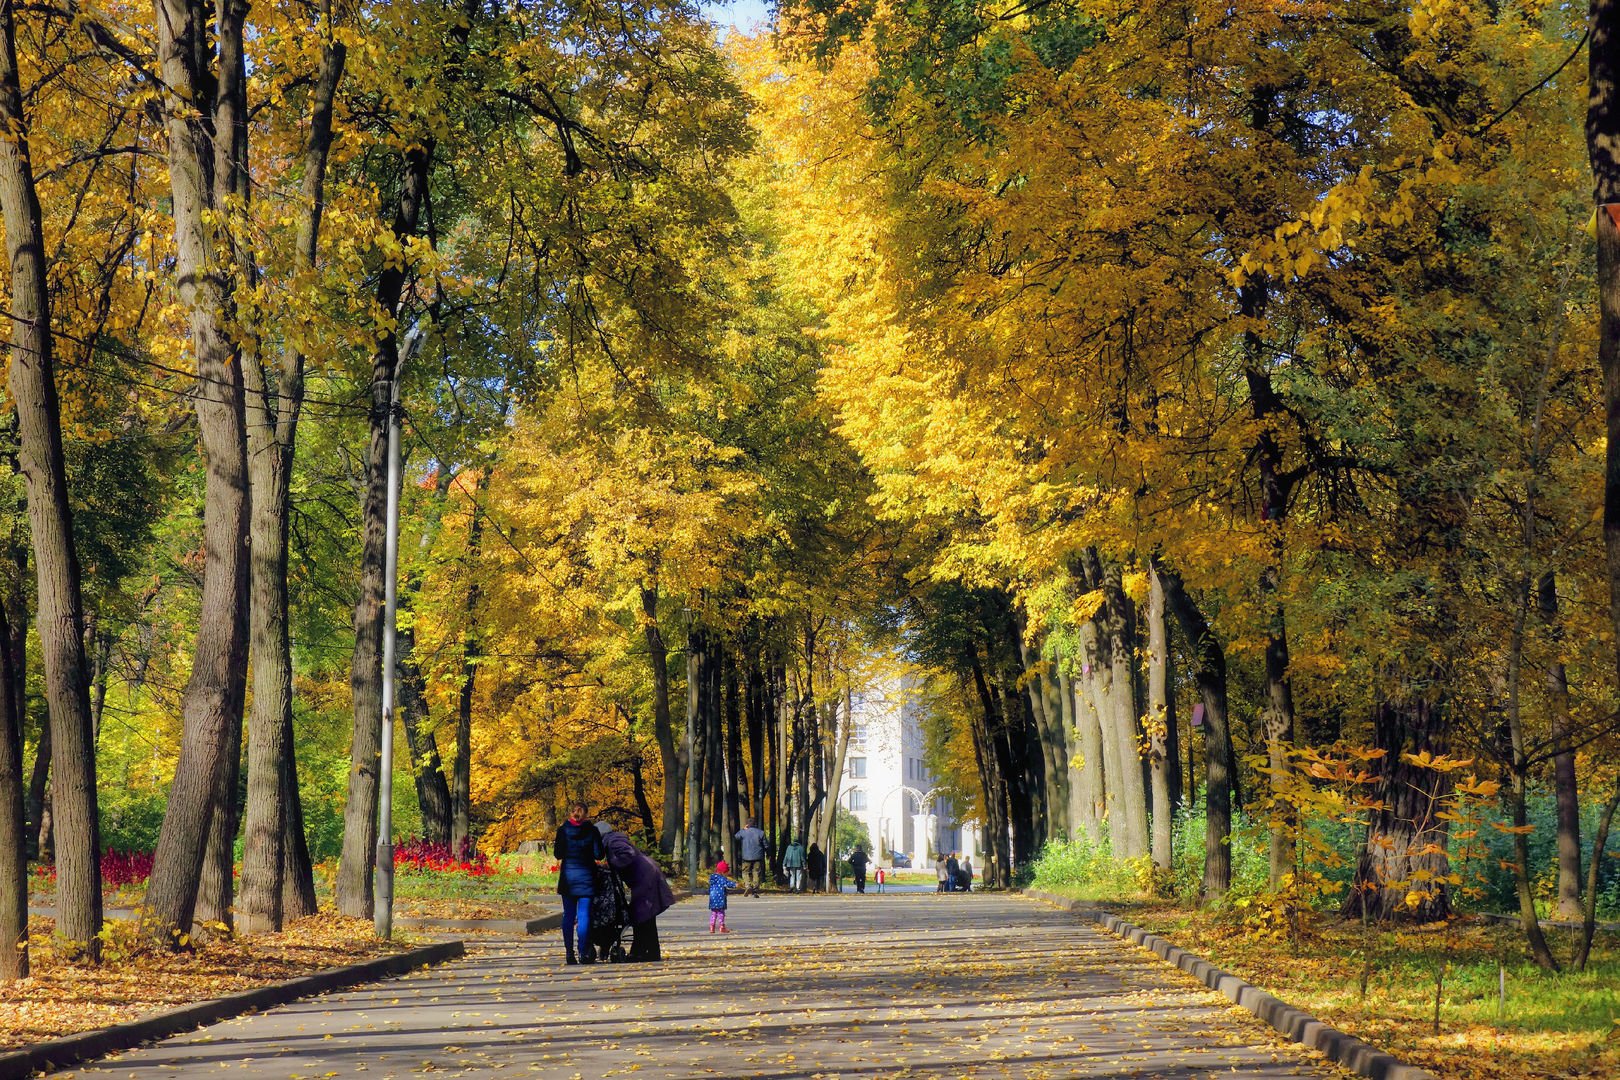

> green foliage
[833,805,870,859]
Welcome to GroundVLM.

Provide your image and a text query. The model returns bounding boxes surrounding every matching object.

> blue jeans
[562,895,593,955]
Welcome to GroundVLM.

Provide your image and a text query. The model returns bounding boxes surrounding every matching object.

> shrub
[393,838,494,877]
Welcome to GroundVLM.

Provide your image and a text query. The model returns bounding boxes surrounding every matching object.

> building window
[853,724,868,745]
[847,789,867,811]
[848,757,867,779]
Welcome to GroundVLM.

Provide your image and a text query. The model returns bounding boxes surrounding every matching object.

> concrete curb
[0,939,465,1080]
[1023,890,1435,1080]
[397,913,561,934]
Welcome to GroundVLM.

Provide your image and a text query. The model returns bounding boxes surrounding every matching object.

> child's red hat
[716,859,729,874]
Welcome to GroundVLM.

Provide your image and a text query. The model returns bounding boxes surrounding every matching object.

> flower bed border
[0,939,465,1079]
[1023,889,1434,1080]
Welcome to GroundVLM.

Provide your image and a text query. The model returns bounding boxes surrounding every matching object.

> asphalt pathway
[68,893,1344,1079]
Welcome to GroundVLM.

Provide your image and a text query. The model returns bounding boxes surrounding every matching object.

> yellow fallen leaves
[0,914,408,1050]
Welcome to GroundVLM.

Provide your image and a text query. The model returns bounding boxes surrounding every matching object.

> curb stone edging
[1023,889,1435,1080]
[0,939,465,1080]
[397,914,560,934]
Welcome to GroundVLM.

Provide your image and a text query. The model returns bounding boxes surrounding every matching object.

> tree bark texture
[239,31,345,935]
[0,597,25,977]
[1147,568,1174,872]
[1341,699,1453,922]
[1575,777,1620,970]
[450,466,489,858]
[0,0,101,959]
[1595,0,1620,685]
[339,144,431,917]
[1505,582,1558,970]
[642,586,681,854]
[143,0,252,949]
[1090,555,1148,860]
[1155,558,1233,897]
[1537,573,1583,918]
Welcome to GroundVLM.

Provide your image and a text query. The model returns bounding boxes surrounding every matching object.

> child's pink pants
[709,910,726,931]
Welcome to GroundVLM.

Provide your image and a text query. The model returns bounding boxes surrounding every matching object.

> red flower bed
[33,850,155,889]
[392,838,494,877]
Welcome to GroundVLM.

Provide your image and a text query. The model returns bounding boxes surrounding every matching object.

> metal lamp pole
[374,360,405,940]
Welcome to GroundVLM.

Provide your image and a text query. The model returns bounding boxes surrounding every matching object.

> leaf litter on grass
[0,913,411,1050]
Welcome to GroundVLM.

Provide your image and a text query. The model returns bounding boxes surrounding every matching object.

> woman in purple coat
[596,821,676,962]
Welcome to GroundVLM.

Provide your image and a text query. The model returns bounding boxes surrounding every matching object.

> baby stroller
[586,864,631,963]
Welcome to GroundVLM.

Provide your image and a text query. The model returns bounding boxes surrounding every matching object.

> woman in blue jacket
[554,803,605,964]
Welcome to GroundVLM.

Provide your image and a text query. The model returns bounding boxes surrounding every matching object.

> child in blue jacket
[708,859,738,933]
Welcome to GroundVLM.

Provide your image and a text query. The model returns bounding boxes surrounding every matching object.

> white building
[839,670,980,867]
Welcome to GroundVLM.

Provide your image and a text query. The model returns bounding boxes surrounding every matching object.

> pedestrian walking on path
[554,803,605,965]
[936,854,950,892]
[597,820,676,961]
[707,860,738,933]
[806,842,826,892]
[734,818,767,895]
[784,838,807,892]
[849,846,869,894]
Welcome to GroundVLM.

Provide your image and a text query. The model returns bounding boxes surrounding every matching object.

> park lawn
[1040,888,1620,1080]
[392,868,559,919]
[0,913,412,1050]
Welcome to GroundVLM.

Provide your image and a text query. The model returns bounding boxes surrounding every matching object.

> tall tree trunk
[0,0,101,959]
[0,598,23,978]
[1239,280,1299,887]
[746,661,766,823]
[1342,698,1452,922]
[1574,777,1620,970]
[724,659,744,853]
[642,586,680,854]
[239,28,345,934]
[1505,578,1558,969]
[450,466,489,858]
[279,730,317,919]
[399,639,452,845]
[143,0,252,950]
[1593,0,1620,745]
[338,144,431,917]
[1088,554,1148,860]
[194,715,241,929]
[1015,615,1067,842]
[1069,632,1107,839]
[1154,558,1233,898]
[1147,568,1174,872]
[821,683,852,858]
[964,666,1010,888]
[1057,664,1095,840]
[687,626,709,869]
[24,717,46,861]
[1537,573,1583,918]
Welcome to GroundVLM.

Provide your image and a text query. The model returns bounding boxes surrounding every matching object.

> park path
[67,893,1343,1079]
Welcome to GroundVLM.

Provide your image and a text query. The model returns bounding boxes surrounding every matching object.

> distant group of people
[936,852,973,892]
[554,808,980,965]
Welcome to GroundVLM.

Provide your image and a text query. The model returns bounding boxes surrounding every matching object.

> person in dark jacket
[597,821,676,962]
[555,803,605,965]
[806,843,827,893]
[849,846,869,894]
